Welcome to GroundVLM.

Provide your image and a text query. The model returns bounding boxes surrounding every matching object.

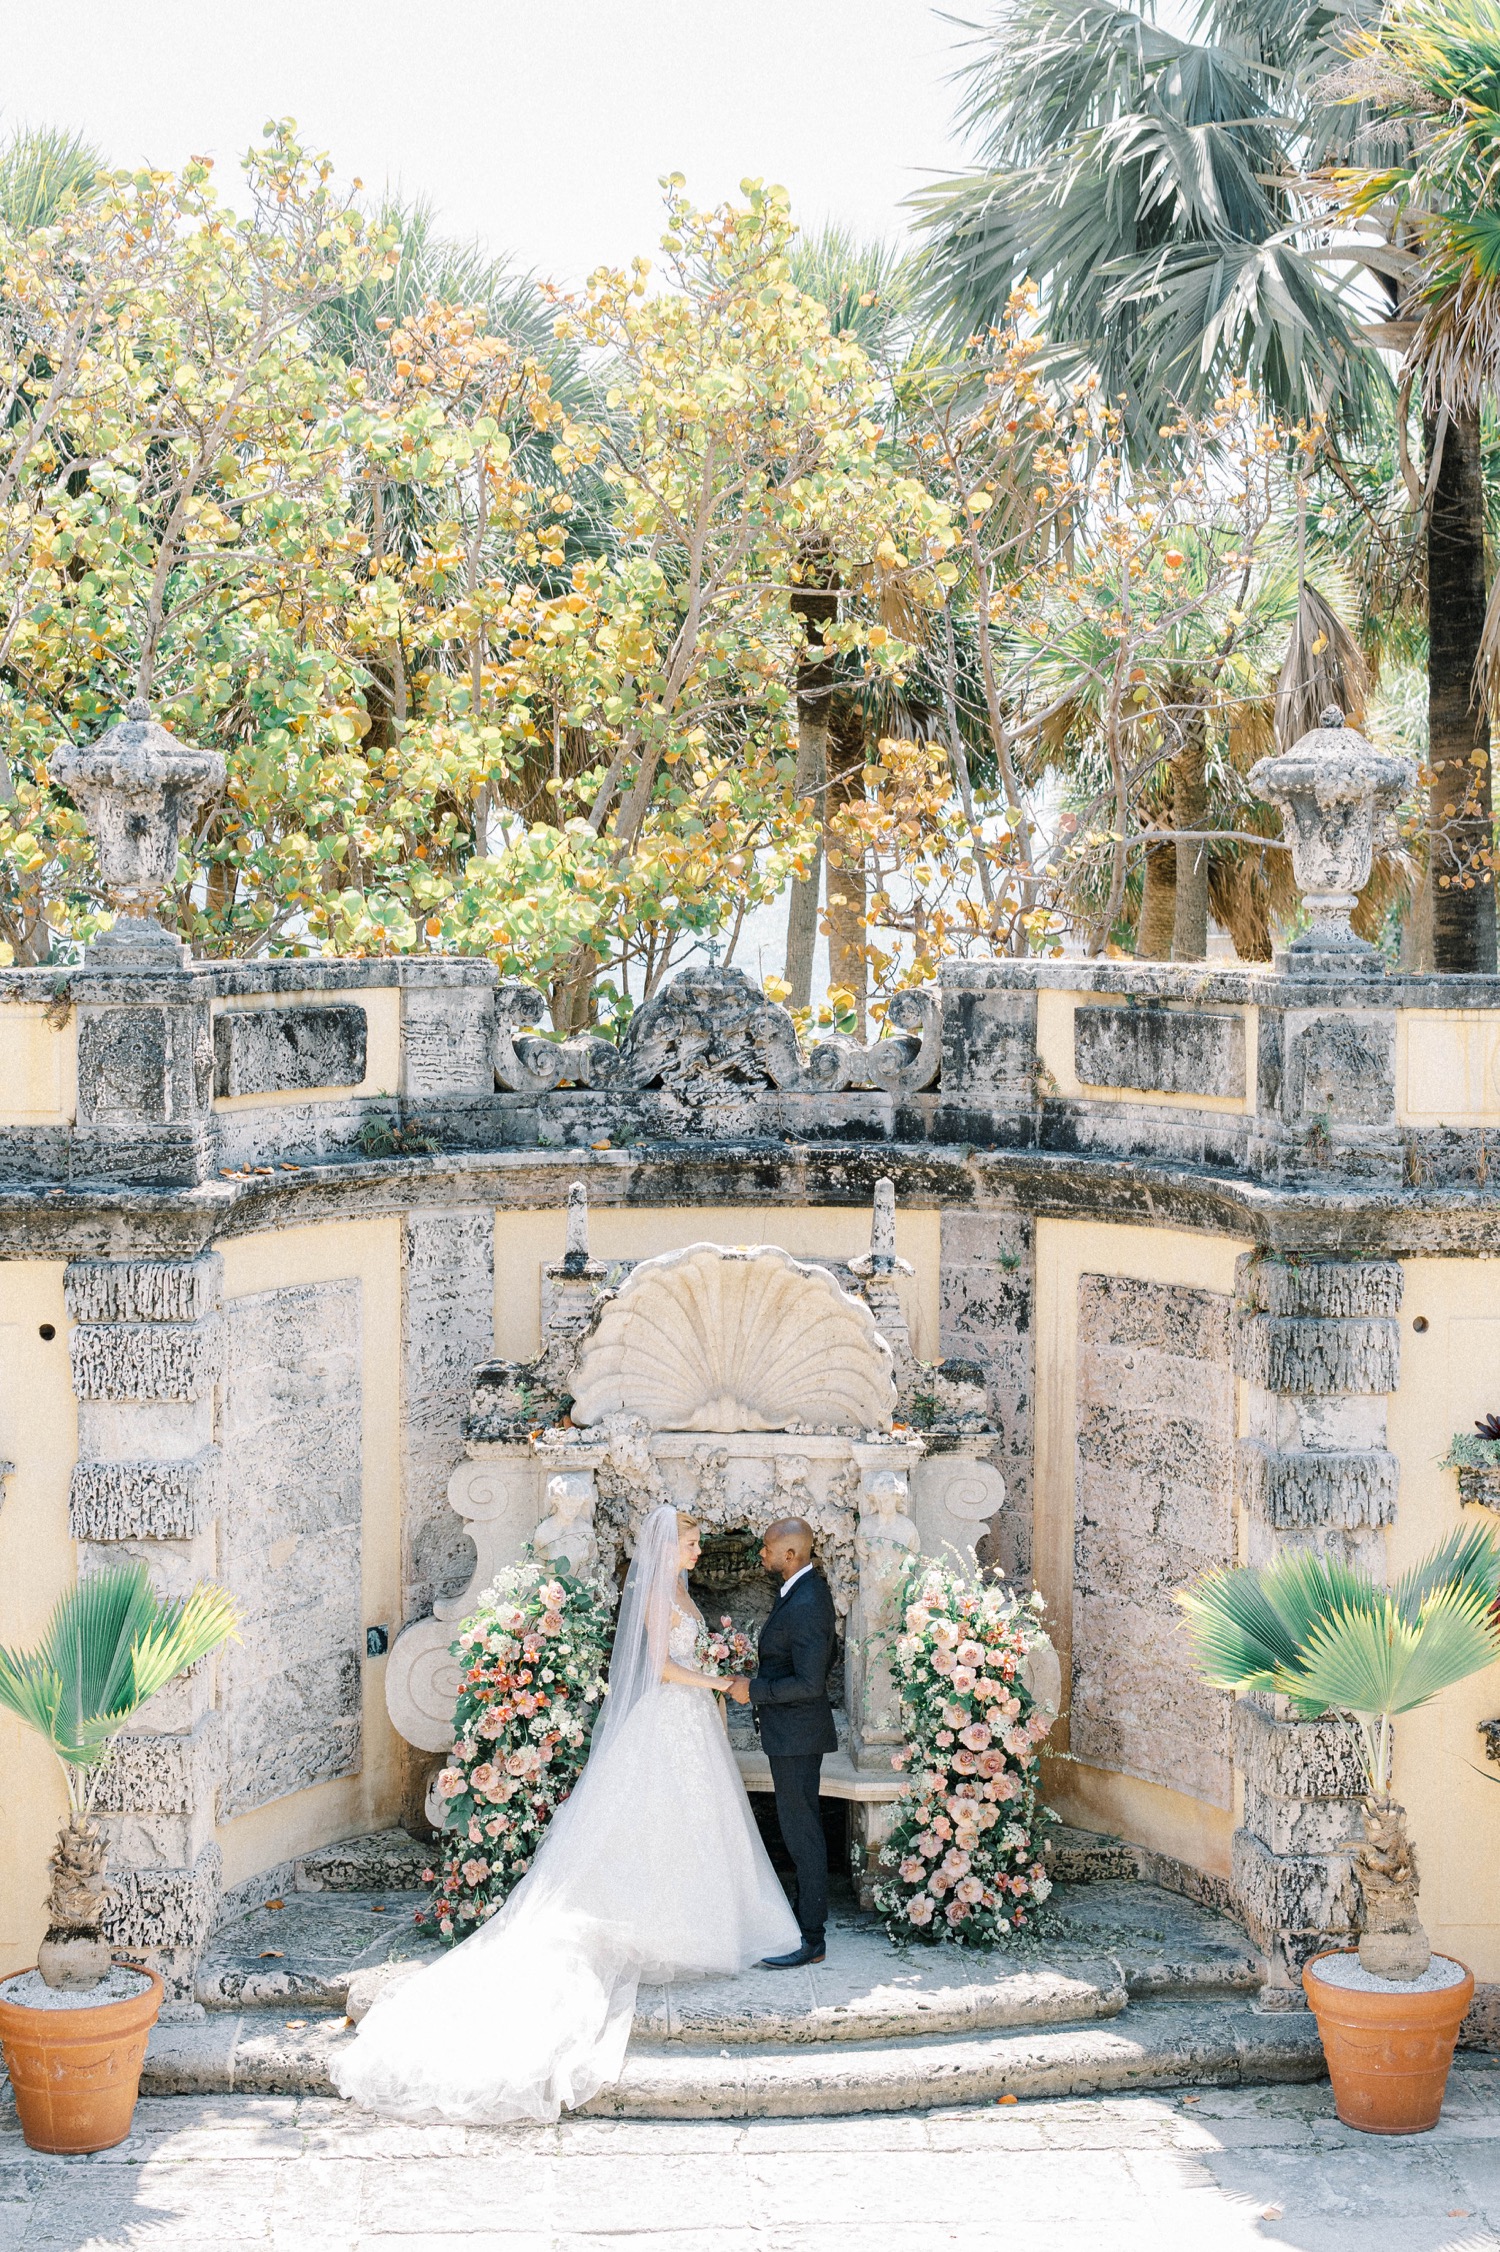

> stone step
[141,1994,1323,2117]
[194,1880,1262,2034]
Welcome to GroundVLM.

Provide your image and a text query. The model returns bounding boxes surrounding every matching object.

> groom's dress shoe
[760,1941,825,1968]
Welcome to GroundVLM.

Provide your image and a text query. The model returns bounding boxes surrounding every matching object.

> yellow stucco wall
[1388,1260,1500,1980]
[211,987,401,1112]
[494,1204,941,1368]
[216,1219,405,1888]
[0,1263,76,1974]
[0,1007,75,1127]
[1034,1216,1250,1878]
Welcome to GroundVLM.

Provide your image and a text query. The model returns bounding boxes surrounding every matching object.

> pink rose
[973,1678,1001,1703]
[987,1772,1021,1802]
[899,1857,926,1883]
[952,1749,978,1774]
[478,1708,505,1738]
[956,1877,984,1905]
[931,1621,959,1648]
[942,1702,969,1730]
[929,1871,951,1897]
[931,1647,956,1676]
[945,1900,967,1925]
[436,1766,466,1798]
[950,1668,976,1693]
[468,1762,497,1794]
[959,1723,991,1752]
[936,1730,955,1749]
[907,1894,935,1926]
[957,1641,984,1667]
[940,1849,971,1878]
[461,1858,489,1886]
[915,1833,940,1859]
[977,1749,1007,1779]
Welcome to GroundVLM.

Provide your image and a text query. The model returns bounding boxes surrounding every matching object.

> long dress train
[332,1507,799,2123]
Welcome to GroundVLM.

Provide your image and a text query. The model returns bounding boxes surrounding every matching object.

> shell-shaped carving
[569,1244,895,1433]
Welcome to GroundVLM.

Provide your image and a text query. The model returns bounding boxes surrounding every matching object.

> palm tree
[1335,0,1500,966]
[0,124,103,230]
[915,0,1491,969]
[1178,1526,1500,1978]
[0,1565,237,1989]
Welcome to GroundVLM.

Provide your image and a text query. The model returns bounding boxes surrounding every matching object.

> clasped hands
[722,1676,751,1705]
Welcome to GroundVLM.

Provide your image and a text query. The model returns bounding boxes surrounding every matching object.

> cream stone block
[907,1449,1006,1563]
[0,1004,75,1125]
[1399,1009,1500,1124]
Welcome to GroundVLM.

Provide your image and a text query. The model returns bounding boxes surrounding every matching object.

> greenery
[1176,1527,1500,1801]
[1440,1431,1500,1469]
[0,1562,237,1814]
[12,0,1500,1004]
[419,1558,613,1939]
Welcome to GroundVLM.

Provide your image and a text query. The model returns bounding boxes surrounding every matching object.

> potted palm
[0,1564,237,2154]
[1178,1527,1500,2135]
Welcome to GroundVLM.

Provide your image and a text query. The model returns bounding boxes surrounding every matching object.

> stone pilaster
[65,1253,226,1997]
[1231,1254,1401,1998]
[70,963,217,1187]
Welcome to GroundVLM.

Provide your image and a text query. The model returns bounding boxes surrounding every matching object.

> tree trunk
[825,702,868,1036]
[1427,407,1496,972]
[784,574,837,1007]
[784,715,826,1007]
[1170,700,1209,961]
[1136,842,1176,957]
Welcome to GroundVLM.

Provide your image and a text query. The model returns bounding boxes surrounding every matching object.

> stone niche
[385,1189,1038,1885]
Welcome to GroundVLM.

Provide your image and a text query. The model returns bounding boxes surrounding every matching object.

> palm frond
[0,1564,237,1771]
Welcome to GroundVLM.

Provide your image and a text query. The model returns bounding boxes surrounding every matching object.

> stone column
[65,1254,226,2000]
[1232,1254,1402,2000]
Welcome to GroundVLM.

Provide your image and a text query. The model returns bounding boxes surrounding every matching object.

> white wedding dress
[333,1505,799,2123]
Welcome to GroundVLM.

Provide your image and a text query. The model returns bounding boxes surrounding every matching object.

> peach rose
[956,1876,984,1905]
[959,1723,992,1752]
[907,1894,935,1926]
[931,1647,956,1676]
[950,1667,976,1693]
[899,1857,926,1884]
[436,1766,466,1798]
[957,1641,985,1668]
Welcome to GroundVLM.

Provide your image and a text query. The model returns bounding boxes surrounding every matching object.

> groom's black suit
[748,1568,838,1949]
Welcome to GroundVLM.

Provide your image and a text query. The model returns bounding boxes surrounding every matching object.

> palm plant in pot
[1178,1527,1500,2135]
[0,1564,237,2154]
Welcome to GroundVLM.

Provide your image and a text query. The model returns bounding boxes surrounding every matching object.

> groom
[727,1516,837,1967]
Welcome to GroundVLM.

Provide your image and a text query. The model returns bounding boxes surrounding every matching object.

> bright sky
[4,0,974,286]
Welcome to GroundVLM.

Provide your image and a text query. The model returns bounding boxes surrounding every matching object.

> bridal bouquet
[417,1558,613,1941]
[695,1615,756,1679]
[872,1555,1055,1948]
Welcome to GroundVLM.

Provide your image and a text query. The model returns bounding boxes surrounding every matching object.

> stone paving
[7,2071,1500,2250]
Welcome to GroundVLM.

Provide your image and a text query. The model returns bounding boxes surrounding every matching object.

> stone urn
[1249,708,1415,967]
[52,701,224,961]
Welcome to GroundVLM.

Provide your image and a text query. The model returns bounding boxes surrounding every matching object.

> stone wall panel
[1072,1274,1234,1807]
[213,1004,367,1097]
[1238,1256,1403,1321]
[937,1207,1033,1581]
[402,1210,495,1621]
[219,1280,363,1815]
[1074,1003,1246,1098]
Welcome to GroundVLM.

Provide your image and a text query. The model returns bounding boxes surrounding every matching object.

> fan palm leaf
[1178,1528,1500,1791]
[0,1564,238,1778]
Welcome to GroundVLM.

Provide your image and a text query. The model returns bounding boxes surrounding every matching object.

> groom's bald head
[761,1518,814,1580]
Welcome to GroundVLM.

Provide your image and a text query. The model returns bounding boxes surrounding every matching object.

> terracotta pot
[0,1963,163,2154]
[1303,1949,1474,2135]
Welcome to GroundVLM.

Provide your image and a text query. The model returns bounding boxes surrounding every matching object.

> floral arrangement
[696,1615,756,1678]
[417,1559,613,1941]
[872,1555,1055,1946]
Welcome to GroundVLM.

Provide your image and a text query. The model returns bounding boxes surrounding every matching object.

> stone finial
[52,703,225,960]
[562,1181,591,1274]
[851,1177,913,1281]
[1248,707,1414,969]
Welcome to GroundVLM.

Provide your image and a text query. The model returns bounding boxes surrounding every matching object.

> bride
[333,1503,800,2123]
